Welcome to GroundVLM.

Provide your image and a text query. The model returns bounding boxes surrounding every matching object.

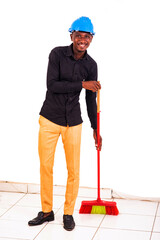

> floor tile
[1,205,41,221]
[0,219,46,239]
[53,195,65,209]
[17,193,65,209]
[53,185,66,196]
[35,223,97,240]
[153,217,160,233]
[74,196,95,211]
[151,232,160,240]
[0,192,25,207]
[0,238,23,240]
[28,183,40,194]
[101,214,154,231]
[115,199,158,216]
[16,193,41,208]
[0,190,159,240]
[78,188,97,198]
[0,182,27,193]
[1,205,60,222]
[0,206,11,217]
[74,211,104,228]
[157,204,160,216]
[78,188,111,199]
[51,207,65,225]
[93,228,151,240]
[52,207,104,227]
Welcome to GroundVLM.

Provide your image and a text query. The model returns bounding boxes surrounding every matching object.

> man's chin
[77,47,87,52]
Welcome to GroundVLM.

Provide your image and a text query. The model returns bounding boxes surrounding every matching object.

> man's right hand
[82,81,101,92]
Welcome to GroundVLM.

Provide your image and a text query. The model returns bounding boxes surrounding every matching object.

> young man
[28,16,102,231]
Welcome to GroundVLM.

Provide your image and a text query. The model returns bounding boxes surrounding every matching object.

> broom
[79,86,119,215]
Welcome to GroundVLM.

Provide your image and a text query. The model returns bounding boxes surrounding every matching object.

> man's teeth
[80,44,85,47]
[78,43,85,47]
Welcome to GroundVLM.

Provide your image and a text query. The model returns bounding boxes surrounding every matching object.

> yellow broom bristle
[91,206,106,214]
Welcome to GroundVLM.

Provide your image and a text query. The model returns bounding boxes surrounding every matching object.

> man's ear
[70,33,73,41]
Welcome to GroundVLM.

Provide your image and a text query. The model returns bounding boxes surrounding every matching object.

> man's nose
[78,36,87,41]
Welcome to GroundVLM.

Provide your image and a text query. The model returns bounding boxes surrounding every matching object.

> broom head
[79,199,119,215]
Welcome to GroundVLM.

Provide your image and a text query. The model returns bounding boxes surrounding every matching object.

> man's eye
[75,34,91,40]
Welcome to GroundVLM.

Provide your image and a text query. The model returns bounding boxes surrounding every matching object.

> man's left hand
[93,129,102,150]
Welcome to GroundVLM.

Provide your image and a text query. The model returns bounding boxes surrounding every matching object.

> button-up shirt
[40,44,97,129]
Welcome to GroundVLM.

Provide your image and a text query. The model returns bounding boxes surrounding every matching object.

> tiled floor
[0,189,160,240]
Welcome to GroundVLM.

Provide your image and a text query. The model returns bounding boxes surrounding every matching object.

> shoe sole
[63,224,75,231]
[28,217,54,226]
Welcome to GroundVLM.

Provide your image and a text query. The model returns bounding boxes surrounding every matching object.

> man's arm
[83,87,102,150]
[47,49,82,93]
[82,81,101,92]
[82,63,102,150]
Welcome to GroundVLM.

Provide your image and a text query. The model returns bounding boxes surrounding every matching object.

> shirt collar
[65,44,89,60]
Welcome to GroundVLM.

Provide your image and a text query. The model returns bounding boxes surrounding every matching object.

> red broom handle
[97,87,101,201]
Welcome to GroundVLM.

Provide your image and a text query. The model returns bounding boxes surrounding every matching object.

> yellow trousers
[38,116,82,215]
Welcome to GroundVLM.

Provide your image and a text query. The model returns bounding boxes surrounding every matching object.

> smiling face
[70,31,93,54]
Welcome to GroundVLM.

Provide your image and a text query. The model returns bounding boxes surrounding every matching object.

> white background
[0,0,160,198]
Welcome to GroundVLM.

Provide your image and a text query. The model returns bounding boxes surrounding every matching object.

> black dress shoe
[28,211,54,226]
[63,215,75,231]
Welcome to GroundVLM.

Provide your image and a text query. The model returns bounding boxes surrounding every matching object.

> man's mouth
[78,43,87,48]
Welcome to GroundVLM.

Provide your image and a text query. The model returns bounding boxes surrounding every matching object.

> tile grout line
[33,204,65,240]
[33,203,66,239]
[0,193,28,218]
[0,191,159,239]
[100,227,152,233]
[33,222,49,240]
[91,215,106,240]
[0,237,30,240]
[149,202,159,240]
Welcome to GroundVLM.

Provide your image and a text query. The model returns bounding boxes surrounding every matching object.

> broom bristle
[91,206,106,214]
[105,206,119,215]
[79,200,119,215]
[79,205,92,214]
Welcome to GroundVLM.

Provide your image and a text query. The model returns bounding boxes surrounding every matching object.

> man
[28,16,102,231]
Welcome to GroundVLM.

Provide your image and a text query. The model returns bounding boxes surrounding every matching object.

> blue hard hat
[68,16,95,35]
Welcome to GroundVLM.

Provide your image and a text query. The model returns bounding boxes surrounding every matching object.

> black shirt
[40,44,97,129]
